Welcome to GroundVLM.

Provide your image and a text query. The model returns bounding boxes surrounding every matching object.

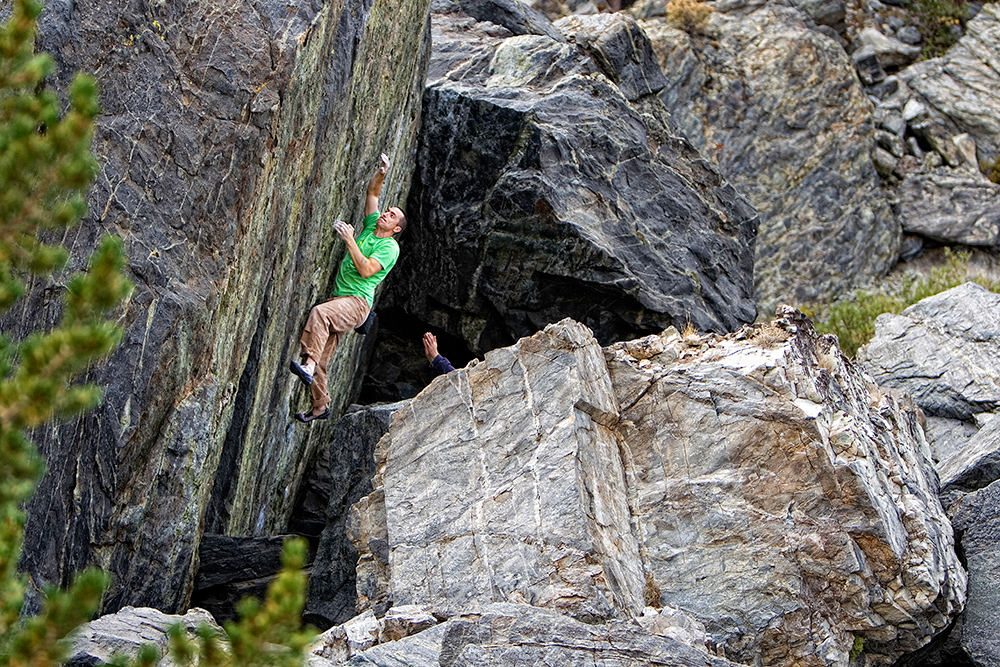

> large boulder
[13,0,433,614]
[384,8,758,358]
[350,316,966,667]
[894,166,1000,247]
[606,309,964,666]
[67,607,219,667]
[639,5,898,310]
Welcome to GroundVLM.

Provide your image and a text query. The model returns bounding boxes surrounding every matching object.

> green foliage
[809,249,1000,357]
[849,635,865,663]
[911,0,969,59]
[0,0,131,664]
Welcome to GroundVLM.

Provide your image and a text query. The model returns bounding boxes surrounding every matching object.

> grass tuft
[807,249,1000,357]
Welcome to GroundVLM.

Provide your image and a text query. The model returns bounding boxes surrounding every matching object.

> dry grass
[665,0,714,33]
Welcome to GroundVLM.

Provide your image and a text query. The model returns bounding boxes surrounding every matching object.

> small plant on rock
[912,0,968,59]
[665,0,714,33]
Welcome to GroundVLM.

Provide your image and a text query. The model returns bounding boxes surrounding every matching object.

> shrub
[912,0,969,59]
[808,249,1000,357]
[665,0,714,33]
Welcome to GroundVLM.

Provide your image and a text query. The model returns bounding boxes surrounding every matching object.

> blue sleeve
[431,355,455,376]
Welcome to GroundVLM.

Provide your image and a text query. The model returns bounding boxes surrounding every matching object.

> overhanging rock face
[350,315,966,667]
[14,0,432,614]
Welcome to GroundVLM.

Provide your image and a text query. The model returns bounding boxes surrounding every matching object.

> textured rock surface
[349,320,646,621]
[606,308,965,666]
[10,0,433,614]
[895,167,1000,247]
[351,315,966,667]
[900,4,1000,164]
[948,480,1000,667]
[315,603,744,667]
[67,607,219,667]
[385,7,758,357]
[639,5,898,310]
[301,401,408,628]
[939,415,1000,496]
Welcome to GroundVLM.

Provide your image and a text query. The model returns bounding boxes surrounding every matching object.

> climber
[422,332,455,376]
[289,153,406,423]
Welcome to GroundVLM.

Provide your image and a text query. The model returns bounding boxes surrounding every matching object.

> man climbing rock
[290,154,406,422]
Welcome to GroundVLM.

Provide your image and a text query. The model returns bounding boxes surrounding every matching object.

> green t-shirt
[333,211,400,307]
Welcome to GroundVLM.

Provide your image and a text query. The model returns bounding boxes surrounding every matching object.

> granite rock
[316,603,744,667]
[606,308,965,666]
[641,6,898,311]
[899,4,1000,164]
[858,283,1000,423]
[948,480,1000,667]
[66,607,219,667]
[351,315,966,667]
[895,168,1000,247]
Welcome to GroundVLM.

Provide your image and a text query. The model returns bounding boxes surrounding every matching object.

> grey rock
[895,169,1000,246]
[924,415,981,467]
[332,604,743,667]
[855,27,922,68]
[453,0,566,40]
[351,315,966,667]
[874,144,900,177]
[907,136,927,158]
[910,118,964,166]
[557,13,669,100]
[900,4,1000,164]
[876,107,907,137]
[349,320,646,621]
[897,25,922,44]
[898,233,924,261]
[877,129,907,158]
[642,7,899,311]
[191,534,316,624]
[939,415,1000,495]
[304,401,408,628]
[606,308,965,666]
[11,0,434,616]
[792,0,847,28]
[858,283,1000,422]
[67,607,219,667]
[389,10,758,357]
[948,480,1000,667]
[854,45,888,85]
[869,76,901,99]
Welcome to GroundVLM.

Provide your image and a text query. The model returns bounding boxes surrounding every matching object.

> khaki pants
[299,295,370,410]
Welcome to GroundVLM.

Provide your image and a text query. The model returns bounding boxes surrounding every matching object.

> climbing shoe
[290,359,313,386]
[294,408,330,423]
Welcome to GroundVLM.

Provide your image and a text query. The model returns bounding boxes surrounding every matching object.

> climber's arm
[365,153,390,217]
